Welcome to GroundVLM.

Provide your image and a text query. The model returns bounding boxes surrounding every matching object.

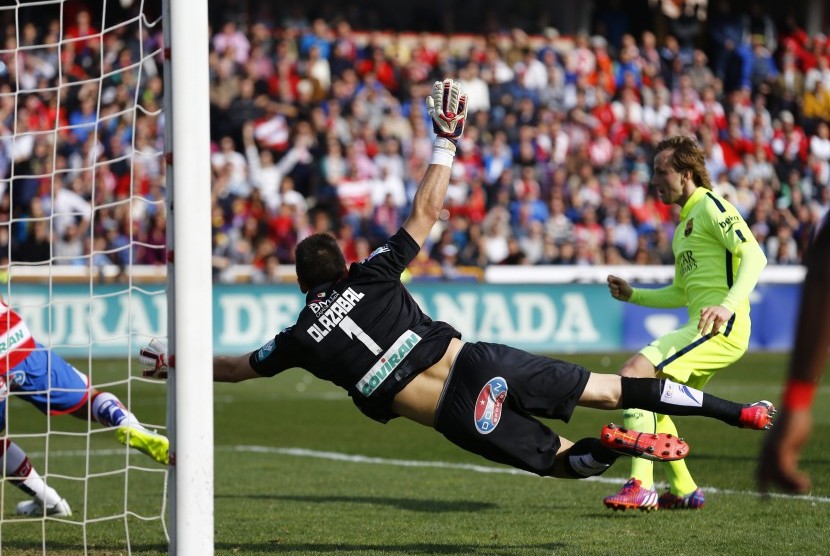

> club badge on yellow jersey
[684,218,694,237]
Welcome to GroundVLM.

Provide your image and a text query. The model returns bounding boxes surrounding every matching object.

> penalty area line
[222,444,830,505]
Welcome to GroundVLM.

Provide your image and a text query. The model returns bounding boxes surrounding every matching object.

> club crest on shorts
[474,376,508,435]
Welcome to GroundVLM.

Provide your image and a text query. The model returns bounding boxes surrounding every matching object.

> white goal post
[0,0,212,553]
[0,0,176,554]
[163,0,214,554]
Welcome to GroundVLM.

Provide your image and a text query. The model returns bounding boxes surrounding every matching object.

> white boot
[16,498,72,517]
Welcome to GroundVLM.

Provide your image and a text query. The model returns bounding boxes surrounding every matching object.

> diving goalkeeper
[142,81,774,485]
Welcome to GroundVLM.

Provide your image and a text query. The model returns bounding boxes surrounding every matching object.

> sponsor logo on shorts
[474,376,508,435]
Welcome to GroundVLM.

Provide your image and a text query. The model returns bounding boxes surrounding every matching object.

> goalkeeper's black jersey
[248,227,461,422]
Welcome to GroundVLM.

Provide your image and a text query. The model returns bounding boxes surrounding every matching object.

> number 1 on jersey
[339,316,383,355]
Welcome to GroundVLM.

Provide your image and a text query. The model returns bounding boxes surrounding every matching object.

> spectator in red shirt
[573,205,605,249]
[631,192,671,232]
[65,9,99,55]
[592,89,617,134]
[771,110,809,168]
[357,47,398,94]
[720,119,755,169]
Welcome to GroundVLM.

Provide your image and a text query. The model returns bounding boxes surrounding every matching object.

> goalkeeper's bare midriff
[392,338,464,428]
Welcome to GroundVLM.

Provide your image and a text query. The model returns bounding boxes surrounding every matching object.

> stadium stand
[1,1,828,283]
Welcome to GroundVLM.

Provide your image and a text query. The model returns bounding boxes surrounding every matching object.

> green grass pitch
[0,351,827,555]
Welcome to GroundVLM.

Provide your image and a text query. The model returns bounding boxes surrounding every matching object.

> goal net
[0,0,170,553]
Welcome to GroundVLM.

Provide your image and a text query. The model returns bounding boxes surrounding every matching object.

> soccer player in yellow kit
[603,135,769,511]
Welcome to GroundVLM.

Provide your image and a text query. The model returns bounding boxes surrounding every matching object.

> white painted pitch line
[24,445,829,504]
[227,445,830,505]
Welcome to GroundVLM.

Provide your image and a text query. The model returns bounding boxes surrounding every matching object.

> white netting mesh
[0,1,167,553]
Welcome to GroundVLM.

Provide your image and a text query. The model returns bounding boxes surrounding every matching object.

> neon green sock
[623,408,656,490]
[656,414,697,496]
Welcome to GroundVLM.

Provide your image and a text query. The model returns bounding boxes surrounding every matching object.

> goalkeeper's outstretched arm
[140,338,260,383]
[213,353,260,383]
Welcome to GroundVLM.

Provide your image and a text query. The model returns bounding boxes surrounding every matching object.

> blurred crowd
[1,1,829,282]
[0,3,166,272]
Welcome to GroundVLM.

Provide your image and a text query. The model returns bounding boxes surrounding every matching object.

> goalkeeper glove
[426,78,468,158]
[139,338,170,379]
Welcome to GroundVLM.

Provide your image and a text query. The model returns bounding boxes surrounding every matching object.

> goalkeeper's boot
[603,478,658,512]
[658,488,705,510]
[600,423,689,461]
[117,425,169,465]
[16,498,72,518]
[738,400,776,430]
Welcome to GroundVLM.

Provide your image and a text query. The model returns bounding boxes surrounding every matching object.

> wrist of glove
[139,338,170,379]
[426,78,468,166]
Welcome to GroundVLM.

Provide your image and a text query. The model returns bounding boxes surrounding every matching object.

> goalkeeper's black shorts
[434,341,590,476]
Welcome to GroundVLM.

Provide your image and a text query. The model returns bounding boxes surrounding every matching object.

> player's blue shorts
[0,343,90,431]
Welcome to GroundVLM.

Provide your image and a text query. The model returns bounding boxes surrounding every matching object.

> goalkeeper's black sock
[563,438,618,479]
[620,377,743,426]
